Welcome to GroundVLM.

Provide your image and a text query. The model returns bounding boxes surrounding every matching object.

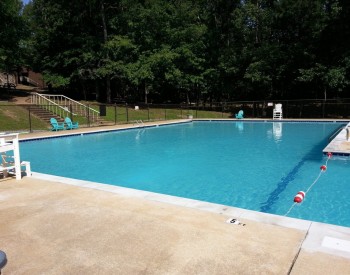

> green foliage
[5,0,350,102]
[43,73,70,88]
[299,63,348,97]
[0,0,26,71]
[327,67,347,90]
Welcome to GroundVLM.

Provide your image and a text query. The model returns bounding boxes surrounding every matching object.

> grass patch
[0,103,233,132]
[0,103,48,131]
[90,105,231,123]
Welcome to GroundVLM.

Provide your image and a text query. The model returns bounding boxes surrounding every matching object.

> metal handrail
[31,93,71,119]
[20,76,39,87]
[133,120,145,127]
[31,93,100,122]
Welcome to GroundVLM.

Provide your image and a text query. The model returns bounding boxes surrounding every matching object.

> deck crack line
[287,222,312,275]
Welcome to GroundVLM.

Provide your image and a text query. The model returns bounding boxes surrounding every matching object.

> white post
[12,134,21,180]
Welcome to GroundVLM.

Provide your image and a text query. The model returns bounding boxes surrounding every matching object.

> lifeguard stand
[0,133,31,180]
[273,104,283,120]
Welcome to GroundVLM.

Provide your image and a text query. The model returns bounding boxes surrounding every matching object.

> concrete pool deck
[1,119,350,274]
[323,121,350,155]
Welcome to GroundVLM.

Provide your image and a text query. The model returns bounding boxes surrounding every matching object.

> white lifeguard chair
[0,133,31,180]
[273,104,283,120]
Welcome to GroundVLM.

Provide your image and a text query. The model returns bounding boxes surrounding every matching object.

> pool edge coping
[18,118,350,141]
[18,119,193,142]
[31,171,350,260]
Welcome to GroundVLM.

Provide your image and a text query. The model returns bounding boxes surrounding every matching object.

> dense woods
[1,0,350,103]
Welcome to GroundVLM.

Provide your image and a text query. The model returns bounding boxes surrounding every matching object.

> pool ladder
[134,120,145,127]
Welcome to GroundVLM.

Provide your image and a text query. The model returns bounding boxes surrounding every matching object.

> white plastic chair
[273,104,283,120]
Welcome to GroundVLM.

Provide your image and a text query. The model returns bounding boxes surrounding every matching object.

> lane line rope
[284,152,332,217]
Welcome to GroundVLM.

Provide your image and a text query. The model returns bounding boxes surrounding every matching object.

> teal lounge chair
[50,118,65,131]
[65,117,79,130]
[235,110,244,119]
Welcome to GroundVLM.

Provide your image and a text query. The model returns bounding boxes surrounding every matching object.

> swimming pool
[20,121,350,227]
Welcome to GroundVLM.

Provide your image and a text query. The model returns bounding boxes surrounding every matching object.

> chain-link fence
[1,99,349,133]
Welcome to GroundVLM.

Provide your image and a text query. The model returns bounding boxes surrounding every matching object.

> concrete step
[24,104,107,125]
[24,105,63,123]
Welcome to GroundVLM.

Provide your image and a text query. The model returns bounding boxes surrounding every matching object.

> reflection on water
[273,122,282,141]
[235,121,244,132]
[135,128,145,141]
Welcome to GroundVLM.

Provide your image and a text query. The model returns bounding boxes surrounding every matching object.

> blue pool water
[20,121,350,227]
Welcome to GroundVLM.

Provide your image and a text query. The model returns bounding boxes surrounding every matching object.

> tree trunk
[101,1,111,103]
[95,81,100,101]
[144,81,148,104]
[81,79,87,101]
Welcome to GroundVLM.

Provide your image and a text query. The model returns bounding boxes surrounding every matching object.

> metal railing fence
[31,93,100,122]
[0,99,349,133]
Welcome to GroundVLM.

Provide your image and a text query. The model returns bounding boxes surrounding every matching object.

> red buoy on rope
[327,152,332,158]
[294,191,305,203]
[320,165,327,171]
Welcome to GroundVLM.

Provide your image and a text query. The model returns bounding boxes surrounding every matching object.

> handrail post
[87,105,90,127]
[148,104,150,121]
[322,100,325,118]
[114,104,117,125]
[126,103,129,123]
[28,106,32,133]
[69,104,73,121]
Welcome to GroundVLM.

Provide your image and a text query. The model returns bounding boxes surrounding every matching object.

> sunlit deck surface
[1,119,350,274]
[323,121,350,155]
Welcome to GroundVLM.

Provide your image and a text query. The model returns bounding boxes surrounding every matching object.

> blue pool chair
[65,117,79,130]
[50,118,65,131]
[235,110,244,119]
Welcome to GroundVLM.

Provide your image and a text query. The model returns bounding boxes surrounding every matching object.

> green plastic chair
[235,110,244,119]
[65,117,79,130]
[50,118,65,131]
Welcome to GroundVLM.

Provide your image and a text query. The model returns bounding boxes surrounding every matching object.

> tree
[24,0,350,102]
[273,0,344,99]
[120,0,206,104]
[0,0,26,78]
[298,63,348,100]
